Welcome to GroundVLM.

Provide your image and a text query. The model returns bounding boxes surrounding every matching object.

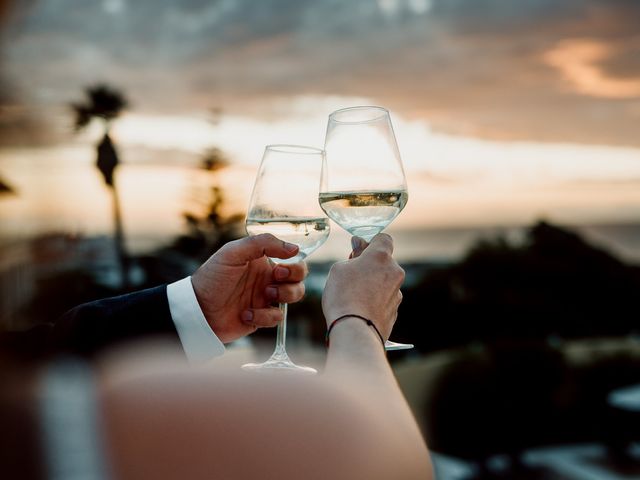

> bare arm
[322,234,432,477]
[100,235,431,480]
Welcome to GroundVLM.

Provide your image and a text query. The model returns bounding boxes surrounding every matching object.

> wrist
[324,316,394,379]
[326,315,386,351]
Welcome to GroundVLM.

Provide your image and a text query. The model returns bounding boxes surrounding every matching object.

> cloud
[543,38,640,98]
[600,43,640,80]
[2,0,640,147]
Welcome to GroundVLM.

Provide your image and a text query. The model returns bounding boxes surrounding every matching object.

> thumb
[349,236,369,259]
[217,234,299,265]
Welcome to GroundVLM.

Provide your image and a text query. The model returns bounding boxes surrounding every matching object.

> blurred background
[1,1,639,478]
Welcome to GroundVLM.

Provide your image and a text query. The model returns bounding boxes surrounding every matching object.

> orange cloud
[543,38,640,98]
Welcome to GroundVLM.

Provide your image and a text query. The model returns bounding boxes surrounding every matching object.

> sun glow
[2,96,640,258]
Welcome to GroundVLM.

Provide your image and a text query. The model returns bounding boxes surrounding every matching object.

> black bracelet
[325,314,386,350]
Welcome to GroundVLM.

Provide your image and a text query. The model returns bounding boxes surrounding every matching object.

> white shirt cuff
[167,277,226,363]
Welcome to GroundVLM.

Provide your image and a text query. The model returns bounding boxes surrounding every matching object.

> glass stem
[271,303,289,360]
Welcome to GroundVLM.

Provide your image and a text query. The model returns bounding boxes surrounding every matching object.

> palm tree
[72,85,130,289]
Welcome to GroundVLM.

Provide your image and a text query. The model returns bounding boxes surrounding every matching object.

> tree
[173,147,244,260]
[397,221,640,352]
[71,85,130,288]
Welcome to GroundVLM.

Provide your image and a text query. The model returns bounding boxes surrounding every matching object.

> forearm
[101,350,432,480]
[325,317,395,383]
[325,319,418,423]
[53,286,178,358]
[324,318,432,476]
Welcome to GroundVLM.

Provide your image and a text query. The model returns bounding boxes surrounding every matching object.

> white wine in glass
[245,218,330,262]
[320,106,413,351]
[318,190,408,241]
[243,145,330,373]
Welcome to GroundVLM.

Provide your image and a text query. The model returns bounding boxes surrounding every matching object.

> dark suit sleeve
[51,285,180,358]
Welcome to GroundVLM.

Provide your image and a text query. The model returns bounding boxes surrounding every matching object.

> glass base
[385,340,414,351]
[242,352,317,374]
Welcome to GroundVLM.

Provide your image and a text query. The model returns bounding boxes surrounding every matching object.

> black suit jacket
[1,286,180,360]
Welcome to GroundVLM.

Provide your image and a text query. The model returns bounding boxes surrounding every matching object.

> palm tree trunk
[110,180,130,290]
[96,130,130,290]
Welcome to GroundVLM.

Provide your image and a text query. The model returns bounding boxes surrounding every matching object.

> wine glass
[243,145,330,373]
[319,106,413,351]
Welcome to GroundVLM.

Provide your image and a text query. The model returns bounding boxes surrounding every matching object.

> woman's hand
[322,234,404,341]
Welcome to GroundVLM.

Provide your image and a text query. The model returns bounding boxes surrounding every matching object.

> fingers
[365,233,394,256]
[241,307,282,328]
[357,234,394,263]
[272,262,308,283]
[265,283,306,304]
[241,282,305,329]
[241,283,303,328]
[357,234,404,289]
[396,265,406,288]
[349,236,369,259]
[218,234,299,265]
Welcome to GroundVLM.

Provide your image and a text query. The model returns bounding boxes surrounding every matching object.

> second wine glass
[243,145,330,373]
[319,106,413,351]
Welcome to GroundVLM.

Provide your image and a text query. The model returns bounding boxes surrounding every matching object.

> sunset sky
[1,0,639,260]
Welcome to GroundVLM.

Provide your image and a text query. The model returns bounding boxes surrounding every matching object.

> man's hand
[322,234,404,341]
[191,234,308,343]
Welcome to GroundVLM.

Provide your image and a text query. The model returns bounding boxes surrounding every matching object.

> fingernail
[266,286,278,300]
[284,242,298,252]
[241,310,253,323]
[274,266,290,280]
